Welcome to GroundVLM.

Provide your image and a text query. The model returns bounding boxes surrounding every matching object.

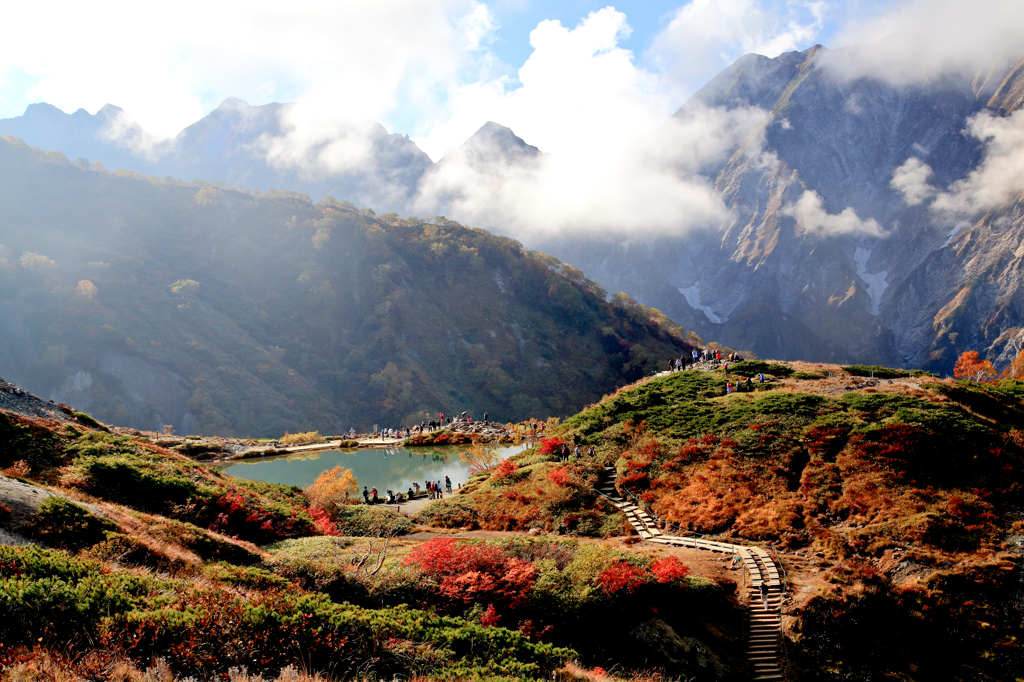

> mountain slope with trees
[0,135,696,436]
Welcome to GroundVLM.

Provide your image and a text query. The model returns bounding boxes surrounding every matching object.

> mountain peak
[440,121,541,168]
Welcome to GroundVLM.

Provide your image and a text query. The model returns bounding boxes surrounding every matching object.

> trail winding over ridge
[596,466,786,681]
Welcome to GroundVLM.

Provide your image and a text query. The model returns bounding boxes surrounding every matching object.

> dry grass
[2,654,337,682]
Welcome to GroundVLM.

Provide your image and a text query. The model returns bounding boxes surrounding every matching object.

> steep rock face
[0,99,433,212]
[545,46,1024,371]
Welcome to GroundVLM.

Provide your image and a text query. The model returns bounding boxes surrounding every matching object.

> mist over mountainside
[6,40,1024,375]
[0,135,694,437]
[540,44,1024,373]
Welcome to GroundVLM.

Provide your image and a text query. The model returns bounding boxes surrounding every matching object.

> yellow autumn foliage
[305,466,358,513]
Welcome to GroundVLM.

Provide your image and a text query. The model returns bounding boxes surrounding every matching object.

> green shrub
[793,370,829,380]
[332,505,411,536]
[84,532,172,570]
[71,411,109,431]
[202,561,291,589]
[172,442,226,457]
[24,497,117,550]
[76,455,200,512]
[841,365,911,379]
[0,546,152,645]
[412,498,481,529]
[729,360,794,377]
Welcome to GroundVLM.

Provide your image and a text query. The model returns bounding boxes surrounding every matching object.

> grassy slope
[0,410,742,681]
[446,364,1024,681]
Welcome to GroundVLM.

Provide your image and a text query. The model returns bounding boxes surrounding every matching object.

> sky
[0,0,900,160]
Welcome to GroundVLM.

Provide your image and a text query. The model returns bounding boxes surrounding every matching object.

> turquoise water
[216,444,527,494]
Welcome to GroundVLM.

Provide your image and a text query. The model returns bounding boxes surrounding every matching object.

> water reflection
[215,443,527,493]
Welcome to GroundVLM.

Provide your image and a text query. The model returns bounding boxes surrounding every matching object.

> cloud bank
[826,0,1024,84]
[411,10,771,238]
[892,110,1024,220]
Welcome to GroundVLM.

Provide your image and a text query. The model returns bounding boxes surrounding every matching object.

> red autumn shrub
[308,506,337,536]
[480,604,500,627]
[493,459,519,480]
[596,561,647,594]
[547,467,572,486]
[618,471,650,492]
[403,537,538,607]
[538,437,564,455]
[650,557,689,583]
[179,489,310,544]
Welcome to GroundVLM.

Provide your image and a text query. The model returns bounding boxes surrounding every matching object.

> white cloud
[826,0,1024,84]
[648,0,826,97]
[784,189,886,236]
[0,0,492,139]
[413,8,671,161]
[931,110,1024,217]
[411,10,772,237]
[891,157,936,206]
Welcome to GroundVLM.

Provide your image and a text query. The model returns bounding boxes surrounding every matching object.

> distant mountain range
[4,41,1024,375]
[0,99,433,213]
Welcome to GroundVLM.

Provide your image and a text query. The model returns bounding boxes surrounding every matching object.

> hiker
[692,348,698,364]
[483,412,488,422]
[413,482,421,495]
[573,444,582,458]
[674,356,682,372]
[445,476,452,493]
[371,487,379,503]
[386,490,395,504]
[759,580,770,609]
[668,358,675,372]
[726,382,733,394]
[758,372,765,383]
[362,486,369,503]
[745,376,753,391]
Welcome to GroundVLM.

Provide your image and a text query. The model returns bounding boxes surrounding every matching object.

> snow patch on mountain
[678,282,724,324]
[854,247,888,316]
[944,220,971,247]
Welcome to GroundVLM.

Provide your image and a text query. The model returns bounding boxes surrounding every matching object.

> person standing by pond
[445,476,452,493]
[362,486,369,503]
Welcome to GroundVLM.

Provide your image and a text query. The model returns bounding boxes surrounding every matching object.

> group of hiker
[370,410,491,442]
[361,475,456,505]
[669,349,748,373]
[558,444,596,461]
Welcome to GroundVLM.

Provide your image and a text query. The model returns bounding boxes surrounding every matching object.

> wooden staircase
[597,466,785,681]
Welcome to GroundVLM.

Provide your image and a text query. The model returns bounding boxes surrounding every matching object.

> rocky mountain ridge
[541,44,1024,373]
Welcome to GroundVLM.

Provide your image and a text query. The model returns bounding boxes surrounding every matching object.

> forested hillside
[0,136,696,437]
